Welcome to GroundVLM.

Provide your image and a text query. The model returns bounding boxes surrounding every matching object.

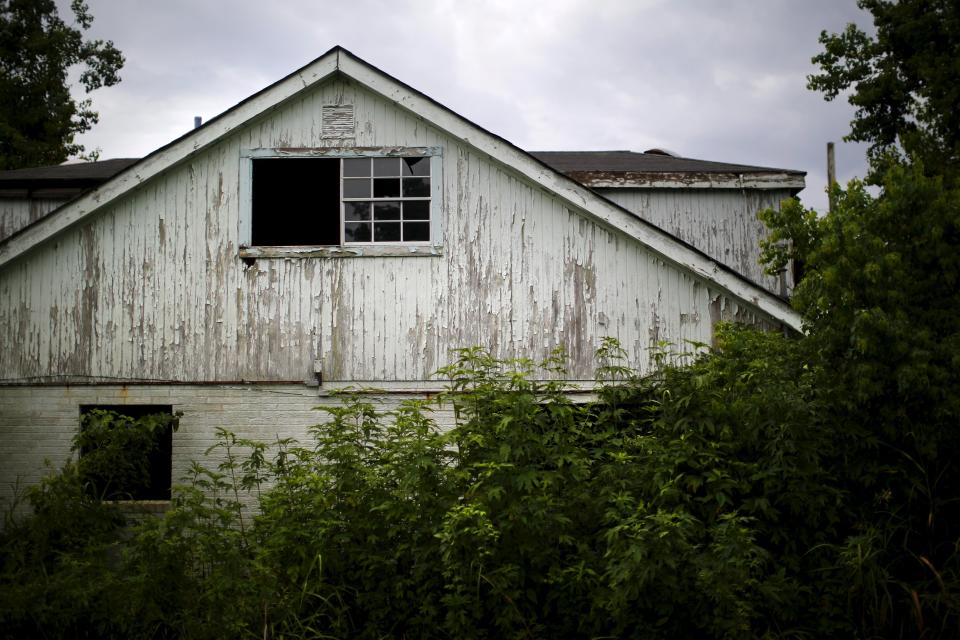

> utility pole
[827,141,836,213]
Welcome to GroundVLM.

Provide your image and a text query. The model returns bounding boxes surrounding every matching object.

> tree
[808,0,960,181]
[0,0,123,170]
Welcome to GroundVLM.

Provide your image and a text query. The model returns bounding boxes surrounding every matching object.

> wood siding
[0,77,776,385]
[595,187,794,296]
[0,197,69,243]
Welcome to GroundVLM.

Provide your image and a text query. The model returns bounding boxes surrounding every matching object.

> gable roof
[0,46,802,331]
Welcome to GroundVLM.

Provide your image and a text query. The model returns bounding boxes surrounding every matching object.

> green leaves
[808,0,960,181]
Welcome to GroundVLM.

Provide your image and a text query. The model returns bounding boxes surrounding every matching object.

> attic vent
[322,105,355,137]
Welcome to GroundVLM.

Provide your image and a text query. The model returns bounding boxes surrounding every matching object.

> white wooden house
[0,47,803,510]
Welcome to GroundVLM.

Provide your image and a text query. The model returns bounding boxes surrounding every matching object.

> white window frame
[239,147,443,258]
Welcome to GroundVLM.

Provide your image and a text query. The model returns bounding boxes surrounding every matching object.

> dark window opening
[252,158,341,246]
[78,405,177,501]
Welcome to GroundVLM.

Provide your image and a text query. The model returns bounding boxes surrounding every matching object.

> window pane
[404,201,430,220]
[374,222,401,242]
[373,178,400,198]
[402,177,430,197]
[404,221,430,242]
[373,201,401,220]
[344,221,371,242]
[402,157,430,176]
[344,201,371,221]
[373,157,401,177]
[343,178,371,198]
[343,158,370,177]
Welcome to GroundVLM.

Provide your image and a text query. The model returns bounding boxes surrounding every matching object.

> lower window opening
[77,405,177,501]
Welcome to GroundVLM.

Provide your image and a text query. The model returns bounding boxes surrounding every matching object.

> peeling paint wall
[0,77,778,386]
[595,187,794,296]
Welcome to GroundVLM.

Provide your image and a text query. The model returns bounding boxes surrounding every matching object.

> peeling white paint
[596,187,795,296]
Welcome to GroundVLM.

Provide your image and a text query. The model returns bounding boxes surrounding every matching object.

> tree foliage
[761,163,960,638]
[808,0,960,181]
[0,0,123,169]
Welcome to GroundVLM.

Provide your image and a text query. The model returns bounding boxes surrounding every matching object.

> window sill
[239,245,443,259]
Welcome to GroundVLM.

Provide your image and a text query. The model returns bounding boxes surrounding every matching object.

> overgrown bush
[7,326,955,639]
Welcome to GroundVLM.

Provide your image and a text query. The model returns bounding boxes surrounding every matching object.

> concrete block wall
[0,384,456,519]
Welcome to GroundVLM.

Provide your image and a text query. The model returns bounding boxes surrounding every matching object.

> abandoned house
[0,46,804,510]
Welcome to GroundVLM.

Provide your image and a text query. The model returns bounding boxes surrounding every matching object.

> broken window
[76,405,178,501]
[250,154,433,246]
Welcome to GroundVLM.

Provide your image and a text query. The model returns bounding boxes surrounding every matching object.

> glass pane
[373,178,400,198]
[344,201,371,221]
[402,157,430,176]
[343,178,370,198]
[402,177,430,197]
[404,201,430,220]
[344,221,371,242]
[373,222,401,242]
[373,201,401,220]
[373,157,401,177]
[404,222,430,242]
[343,158,370,177]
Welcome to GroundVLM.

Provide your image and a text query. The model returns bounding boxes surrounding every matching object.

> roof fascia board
[577,172,805,190]
[338,53,802,331]
[0,52,340,269]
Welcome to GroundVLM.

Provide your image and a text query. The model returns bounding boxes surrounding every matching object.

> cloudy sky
[65,0,874,213]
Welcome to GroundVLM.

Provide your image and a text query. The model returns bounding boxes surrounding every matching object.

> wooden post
[827,141,836,212]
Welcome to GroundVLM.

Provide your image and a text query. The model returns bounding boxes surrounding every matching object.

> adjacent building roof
[0,158,139,189]
[530,150,805,190]
[529,150,800,175]
[0,150,802,192]
[0,158,140,200]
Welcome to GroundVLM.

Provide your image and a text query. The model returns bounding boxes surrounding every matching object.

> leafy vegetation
[0,0,124,169]
[808,0,960,182]
[760,164,960,638]
[2,314,957,638]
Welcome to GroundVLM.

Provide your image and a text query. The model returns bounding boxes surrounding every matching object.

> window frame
[239,147,443,259]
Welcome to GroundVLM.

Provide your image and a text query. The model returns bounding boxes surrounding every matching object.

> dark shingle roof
[0,158,139,189]
[529,150,803,175]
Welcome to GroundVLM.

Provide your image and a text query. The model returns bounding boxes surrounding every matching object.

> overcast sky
[64,0,874,213]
